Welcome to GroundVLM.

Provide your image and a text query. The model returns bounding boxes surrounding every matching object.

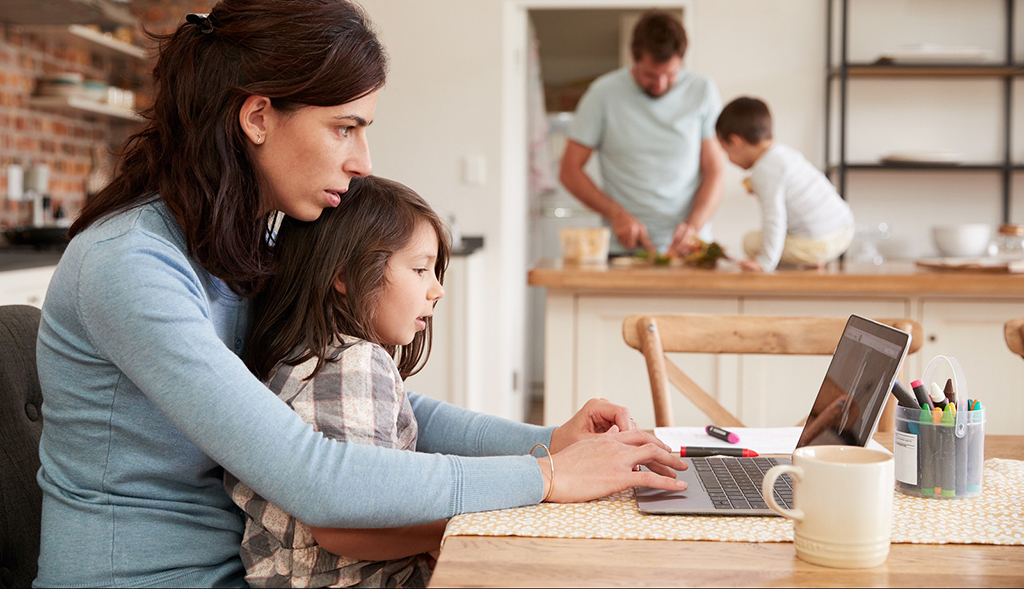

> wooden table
[430,435,1024,588]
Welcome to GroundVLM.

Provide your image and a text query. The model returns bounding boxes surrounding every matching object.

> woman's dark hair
[716,96,773,144]
[247,176,451,381]
[69,0,388,296]
[631,10,688,62]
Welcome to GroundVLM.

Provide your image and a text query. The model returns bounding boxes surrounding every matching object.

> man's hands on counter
[610,210,655,253]
[668,222,701,257]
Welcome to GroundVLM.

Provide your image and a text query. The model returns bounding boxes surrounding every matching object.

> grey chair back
[0,305,43,589]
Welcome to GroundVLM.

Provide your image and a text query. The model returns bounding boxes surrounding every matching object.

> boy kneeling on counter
[716,97,855,272]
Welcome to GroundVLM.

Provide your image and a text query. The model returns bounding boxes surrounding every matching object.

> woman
[34,1,687,587]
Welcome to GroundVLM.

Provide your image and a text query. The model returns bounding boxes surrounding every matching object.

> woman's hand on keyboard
[540,428,688,503]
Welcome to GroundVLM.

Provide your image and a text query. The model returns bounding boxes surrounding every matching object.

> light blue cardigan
[34,200,553,588]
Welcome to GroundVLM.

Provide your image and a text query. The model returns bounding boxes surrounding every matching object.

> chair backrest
[622,314,923,429]
[0,305,44,588]
[1005,319,1024,359]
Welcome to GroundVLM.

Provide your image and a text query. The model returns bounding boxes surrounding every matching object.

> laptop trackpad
[634,460,716,513]
[634,458,790,516]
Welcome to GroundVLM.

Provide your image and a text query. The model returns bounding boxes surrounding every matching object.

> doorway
[507,1,691,415]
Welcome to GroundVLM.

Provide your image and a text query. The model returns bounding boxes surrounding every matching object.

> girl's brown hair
[69,0,387,297]
[247,176,451,381]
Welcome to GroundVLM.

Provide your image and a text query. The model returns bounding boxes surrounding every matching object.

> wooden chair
[1004,319,1024,359]
[622,314,923,430]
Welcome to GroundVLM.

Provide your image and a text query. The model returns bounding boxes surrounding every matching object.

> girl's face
[374,220,445,346]
[253,91,378,221]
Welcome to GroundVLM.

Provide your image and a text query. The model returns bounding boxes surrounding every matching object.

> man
[559,10,725,256]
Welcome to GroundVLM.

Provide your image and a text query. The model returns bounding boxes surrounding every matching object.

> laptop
[635,314,911,516]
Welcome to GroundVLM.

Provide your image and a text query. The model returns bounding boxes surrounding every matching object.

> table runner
[442,459,1023,546]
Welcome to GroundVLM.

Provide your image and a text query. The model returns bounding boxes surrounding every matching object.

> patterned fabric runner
[443,459,1024,546]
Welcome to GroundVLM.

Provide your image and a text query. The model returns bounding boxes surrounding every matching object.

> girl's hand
[550,398,639,453]
[538,429,688,503]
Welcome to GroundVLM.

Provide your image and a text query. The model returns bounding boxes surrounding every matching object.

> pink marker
[705,425,740,444]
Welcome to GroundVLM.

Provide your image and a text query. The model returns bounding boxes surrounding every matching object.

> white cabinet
[917,299,1024,435]
[540,289,1024,435]
[402,249,485,412]
[740,297,910,427]
[572,295,741,428]
[0,266,56,308]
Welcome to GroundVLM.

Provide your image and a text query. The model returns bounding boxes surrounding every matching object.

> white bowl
[932,224,992,258]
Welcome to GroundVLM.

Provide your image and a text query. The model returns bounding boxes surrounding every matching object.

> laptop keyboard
[692,457,794,511]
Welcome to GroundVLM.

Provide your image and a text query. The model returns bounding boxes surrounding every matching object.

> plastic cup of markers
[893,405,985,499]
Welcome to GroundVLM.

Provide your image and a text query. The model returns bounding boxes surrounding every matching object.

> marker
[967,401,983,493]
[911,380,933,410]
[919,406,934,496]
[929,382,948,410]
[954,403,968,497]
[679,447,758,458]
[941,404,956,497]
[891,379,919,408]
[943,379,956,404]
[705,425,740,444]
[932,407,943,494]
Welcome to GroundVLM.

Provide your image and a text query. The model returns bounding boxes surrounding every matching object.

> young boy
[716,97,854,272]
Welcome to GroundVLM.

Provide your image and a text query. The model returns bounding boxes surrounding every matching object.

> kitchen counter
[529,258,1024,435]
[528,259,1024,297]
[0,247,64,272]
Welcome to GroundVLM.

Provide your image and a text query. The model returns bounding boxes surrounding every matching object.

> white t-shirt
[748,143,854,269]
[570,67,721,253]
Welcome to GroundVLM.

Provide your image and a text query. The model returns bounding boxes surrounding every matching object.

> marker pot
[893,405,984,499]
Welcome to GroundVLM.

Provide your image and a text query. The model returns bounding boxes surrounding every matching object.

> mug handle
[762,464,804,521]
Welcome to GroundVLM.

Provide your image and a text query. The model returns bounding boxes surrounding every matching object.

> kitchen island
[528,259,1024,434]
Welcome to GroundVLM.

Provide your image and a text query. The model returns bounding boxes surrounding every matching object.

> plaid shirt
[225,337,431,588]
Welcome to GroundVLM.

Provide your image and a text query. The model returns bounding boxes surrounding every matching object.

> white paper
[654,426,890,456]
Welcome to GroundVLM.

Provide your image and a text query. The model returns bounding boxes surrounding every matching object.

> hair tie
[186,13,214,34]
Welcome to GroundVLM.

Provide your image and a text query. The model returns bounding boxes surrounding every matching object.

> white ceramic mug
[761,445,894,569]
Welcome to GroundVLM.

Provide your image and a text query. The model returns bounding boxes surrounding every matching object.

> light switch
[462,155,486,186]
[7,164,24,201]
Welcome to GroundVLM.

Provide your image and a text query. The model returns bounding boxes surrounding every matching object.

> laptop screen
[796,315,910,449]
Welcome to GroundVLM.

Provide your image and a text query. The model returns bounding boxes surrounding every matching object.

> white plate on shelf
[879,150,963,165]
[877,44,996,63]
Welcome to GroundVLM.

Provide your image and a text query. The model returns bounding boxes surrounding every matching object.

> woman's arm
[75,229,543,528]
[408,392,554,457]
[308,521,447,561]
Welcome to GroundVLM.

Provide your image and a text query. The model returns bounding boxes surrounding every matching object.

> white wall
[357,0,526,419]
[357,0,1022,418]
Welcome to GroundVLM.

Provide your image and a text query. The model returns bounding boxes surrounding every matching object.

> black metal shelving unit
[825,0,1020,223]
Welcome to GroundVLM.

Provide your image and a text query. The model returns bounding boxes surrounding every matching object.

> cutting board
[915,257,1024,273]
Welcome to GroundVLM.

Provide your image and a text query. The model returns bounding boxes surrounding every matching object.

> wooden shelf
[28,95,142,122]
[832,63,1022,78]
[0,0,133,27]
[832,163,1015,172]
[26,24,146,60]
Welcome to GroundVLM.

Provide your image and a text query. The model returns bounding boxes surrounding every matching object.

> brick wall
[0,0,211,230]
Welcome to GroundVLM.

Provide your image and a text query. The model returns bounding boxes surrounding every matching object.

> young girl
[224,176,448,587]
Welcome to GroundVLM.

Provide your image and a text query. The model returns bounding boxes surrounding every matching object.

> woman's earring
[255,131,263,144]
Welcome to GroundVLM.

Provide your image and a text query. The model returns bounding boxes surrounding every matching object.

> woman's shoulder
[62,200,191,277]
[73,199,186,253]
[52,199,211,305]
